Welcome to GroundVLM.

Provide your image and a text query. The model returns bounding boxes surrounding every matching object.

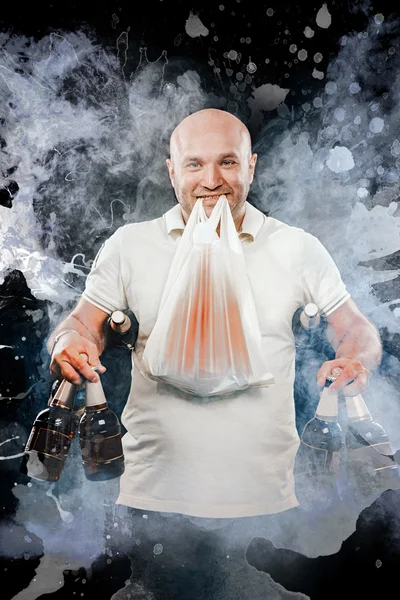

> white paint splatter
[248,83,290,131]
[46,484,74,523]
[298,49,308,61]
[325,82,337,95]
[374,14,384,25]
[312,69,325,80]
[369,117,385,133]
[153,543,163,555]
[228,50,238,60]
[247,61,257,73]
[314,52,323,63]
[277,103,290,117]
[302,103,311,112]
[357,188,369,198]
[185,12,209,38]
[326,146,355,173]
[354,116,362,125]
[304,27,315,38]
[390,140,400,157]
[289,44,297,53]
[163,83,176,97]
[313,97,323,108]
[334,108,346,122]
[349,82,361,94]
[347,202,400,261]
[316,4,332,29]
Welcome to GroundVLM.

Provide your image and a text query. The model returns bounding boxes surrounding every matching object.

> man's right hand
[50,331,107,385]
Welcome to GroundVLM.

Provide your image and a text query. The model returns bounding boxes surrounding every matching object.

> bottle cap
[111,310,125,325]
[326,367,342,382]
[304,303,319,318]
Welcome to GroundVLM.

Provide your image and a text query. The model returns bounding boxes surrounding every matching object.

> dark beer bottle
[106,310,138,350]
[21,379,78,481]
[79,374,125,481]
[345,392,400,494]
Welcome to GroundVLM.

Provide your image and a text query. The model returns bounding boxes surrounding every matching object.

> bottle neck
[316,386,339,422]
[300,312,320,330]
[85,402,108,412]
[85,378,109,408]
[49,379,77,410]
[345,394,371,422]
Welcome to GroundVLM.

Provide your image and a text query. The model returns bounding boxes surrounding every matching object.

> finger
[59,360,84,385]
[316,361,338,386]
[328,362,366,393]
[339,372,369,396]
[49,359,61,380]
[85,343,107,374]
[67,349,100,382]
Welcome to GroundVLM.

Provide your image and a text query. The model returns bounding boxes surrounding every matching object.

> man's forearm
[334,318,382,373]
[46,313,105,355]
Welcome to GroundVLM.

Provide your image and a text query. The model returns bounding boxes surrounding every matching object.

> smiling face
[166,109,257,229]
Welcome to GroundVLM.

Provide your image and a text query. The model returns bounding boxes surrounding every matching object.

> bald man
[44,108,381,596]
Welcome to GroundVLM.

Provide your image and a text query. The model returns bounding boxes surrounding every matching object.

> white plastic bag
[141,195,275,397]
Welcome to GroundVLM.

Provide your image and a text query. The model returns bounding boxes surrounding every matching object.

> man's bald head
[166,108,257,228]
[170,109,252,165]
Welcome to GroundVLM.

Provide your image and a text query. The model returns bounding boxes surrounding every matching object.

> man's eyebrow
[182,152,240,163]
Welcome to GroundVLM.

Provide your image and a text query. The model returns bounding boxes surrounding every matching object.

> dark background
[0,1,400,598]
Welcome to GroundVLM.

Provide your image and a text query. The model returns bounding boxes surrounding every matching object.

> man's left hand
[316,358,369,396]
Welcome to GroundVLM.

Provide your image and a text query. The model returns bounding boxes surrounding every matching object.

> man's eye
[187,162,200,168]
[223,160,235,166]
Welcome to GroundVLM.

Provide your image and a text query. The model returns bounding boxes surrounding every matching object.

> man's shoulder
[262,215,305,239]
[112,215,166,241]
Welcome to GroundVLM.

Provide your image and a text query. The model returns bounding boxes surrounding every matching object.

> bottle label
[80,433,123,463]
[348,442,397,471]
[26,426,72,460]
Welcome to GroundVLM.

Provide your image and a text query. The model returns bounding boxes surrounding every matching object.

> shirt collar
[163,201,265,242]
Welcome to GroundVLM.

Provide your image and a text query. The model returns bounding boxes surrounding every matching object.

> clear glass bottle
[292,303,322,348]
[21,379,78,481]
[79,375,125,481]
[345,392,400,494]
[299,369,344,475]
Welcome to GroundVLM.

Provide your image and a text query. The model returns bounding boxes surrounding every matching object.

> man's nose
[201,165,223,190]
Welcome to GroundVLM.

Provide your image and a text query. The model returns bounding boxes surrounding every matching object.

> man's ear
[249,153,257,184]
[166,158,175,189]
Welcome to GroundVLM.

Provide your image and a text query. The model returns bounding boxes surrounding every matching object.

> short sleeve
[82,228,128,315]
[301,231,350,316]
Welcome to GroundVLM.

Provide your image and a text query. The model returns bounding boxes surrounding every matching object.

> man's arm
[48,298,110,385]
[316,298,382,395]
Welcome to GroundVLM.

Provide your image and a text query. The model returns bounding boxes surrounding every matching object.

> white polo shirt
[82,201,350,518]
